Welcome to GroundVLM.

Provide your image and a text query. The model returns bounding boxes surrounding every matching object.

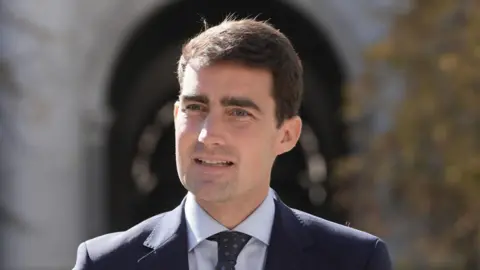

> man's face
[174,62,301,203]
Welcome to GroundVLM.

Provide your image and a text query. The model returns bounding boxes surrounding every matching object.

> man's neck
[195,188,270,229]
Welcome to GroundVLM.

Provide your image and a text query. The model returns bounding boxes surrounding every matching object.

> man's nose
[197,114,226,146]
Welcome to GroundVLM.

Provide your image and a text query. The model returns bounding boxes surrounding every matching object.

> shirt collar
[184,188,276,251]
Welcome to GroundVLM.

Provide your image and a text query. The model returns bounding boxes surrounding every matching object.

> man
[73,18,392,270]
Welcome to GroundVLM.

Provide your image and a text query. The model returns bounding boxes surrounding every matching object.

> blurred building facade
[0,0,407,269]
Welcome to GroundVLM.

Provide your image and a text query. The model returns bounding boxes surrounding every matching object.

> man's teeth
[197,159,232,165]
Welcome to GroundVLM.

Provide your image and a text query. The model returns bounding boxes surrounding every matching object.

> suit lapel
[137,199,189,270]
[264,196,314,270]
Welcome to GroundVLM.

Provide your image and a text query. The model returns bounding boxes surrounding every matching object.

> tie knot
[208,231,251,243]
[208,231,252,269]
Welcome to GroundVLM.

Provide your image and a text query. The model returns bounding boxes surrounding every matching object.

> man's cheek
[176,120,200,138]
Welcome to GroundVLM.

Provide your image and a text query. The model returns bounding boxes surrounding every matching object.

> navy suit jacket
[73,195,392,270]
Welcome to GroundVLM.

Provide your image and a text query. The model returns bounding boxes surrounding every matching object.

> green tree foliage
[334,0,480,268]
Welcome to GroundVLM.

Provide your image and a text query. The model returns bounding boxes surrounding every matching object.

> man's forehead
[180,77,266,102]
[180,62,275,105]
[182,62,272,87]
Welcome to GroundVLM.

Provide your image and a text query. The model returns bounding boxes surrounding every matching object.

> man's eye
[185,104,204,111]
[230,109,251,117]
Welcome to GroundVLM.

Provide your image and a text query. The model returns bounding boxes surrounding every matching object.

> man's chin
[190,187,231,204]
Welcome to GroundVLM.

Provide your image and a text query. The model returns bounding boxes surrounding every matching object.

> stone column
[0,1,89,268]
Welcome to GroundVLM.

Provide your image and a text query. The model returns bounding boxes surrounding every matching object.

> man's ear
[173,101,180,119]
[275,116,302,155]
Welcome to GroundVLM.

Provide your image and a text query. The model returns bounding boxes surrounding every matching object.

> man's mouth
[194,158,234,167]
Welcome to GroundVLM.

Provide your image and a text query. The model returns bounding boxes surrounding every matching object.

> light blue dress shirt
[185,189,276,270]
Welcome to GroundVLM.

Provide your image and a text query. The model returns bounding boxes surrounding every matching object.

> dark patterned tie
[208,231,252,270]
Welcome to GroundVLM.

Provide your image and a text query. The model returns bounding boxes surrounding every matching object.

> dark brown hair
[177,17,303,127]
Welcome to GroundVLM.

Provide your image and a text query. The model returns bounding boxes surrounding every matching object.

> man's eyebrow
[180,94,209,104]
[221,96,262,113]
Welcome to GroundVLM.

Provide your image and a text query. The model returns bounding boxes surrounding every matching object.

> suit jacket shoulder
[291,208,391,269]
[74,213,165,269]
